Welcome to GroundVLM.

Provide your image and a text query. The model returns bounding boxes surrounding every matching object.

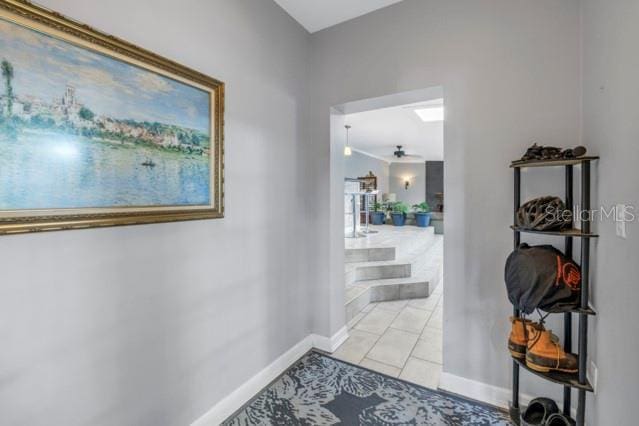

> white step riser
[345,281,433,322]
[355,264,411,281]
[345,269,357,286]
[345,288,371,323]
[370,281,430,302]
[428,261,444,294]
[345,247,396,263]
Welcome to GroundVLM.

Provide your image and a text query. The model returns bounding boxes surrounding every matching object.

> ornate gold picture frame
[0,0,224,235]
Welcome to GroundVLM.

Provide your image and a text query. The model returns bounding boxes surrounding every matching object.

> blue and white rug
[223,351,512,425]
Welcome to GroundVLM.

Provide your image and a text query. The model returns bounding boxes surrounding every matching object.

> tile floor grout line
[347,311,368,329]
[407,304,443,371]
[388,305,434,335]
[360,356,405,371]
[358,308,403,364]
[354,325,385,365]
[409,352,443,366]
[399,357,444,388]
[410,325,443,365]
[388,325,424,336]
[352,306,398,334]
[368,304,431,372]
[347,303,403,363]
[398,330,425,376]
[405,305,435,313]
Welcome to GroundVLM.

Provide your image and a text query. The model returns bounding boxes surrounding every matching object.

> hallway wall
[345,150,390,195]
[389,162,426,207]
[581,0,639,423]
[309,0,580,404]
[0,1,311,425]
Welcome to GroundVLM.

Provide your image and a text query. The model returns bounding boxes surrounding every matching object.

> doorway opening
[332,87,445,389]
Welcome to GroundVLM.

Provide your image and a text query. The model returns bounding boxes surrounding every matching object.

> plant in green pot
[412,201,432,227]
[390,201,409,226]
[370,202,386,225]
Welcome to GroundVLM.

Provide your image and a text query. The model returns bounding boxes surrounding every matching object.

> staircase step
[345,286,371,322]
[344,237,444,322]
[370,279,429,301]
[355,262,411,281]
[345,247,395,263]
[345,278,430,322]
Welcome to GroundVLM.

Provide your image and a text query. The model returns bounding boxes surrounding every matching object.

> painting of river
[0,131,210,209]
[0,14,214,212]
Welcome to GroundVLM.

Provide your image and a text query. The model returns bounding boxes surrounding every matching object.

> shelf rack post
[510,166,522,422]
[563,165,574,415]
[577,161,591,426]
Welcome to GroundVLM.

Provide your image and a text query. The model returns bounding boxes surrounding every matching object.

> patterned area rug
[223,351,512,425]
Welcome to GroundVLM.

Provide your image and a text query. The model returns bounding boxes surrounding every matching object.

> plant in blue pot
[412,201,432,227]
[370,202,386,225]
[390,201,409,226]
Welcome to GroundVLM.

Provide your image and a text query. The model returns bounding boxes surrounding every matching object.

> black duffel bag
[505,243,581,314]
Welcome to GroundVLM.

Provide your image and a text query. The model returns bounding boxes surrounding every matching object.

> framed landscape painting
[0,0,224,234]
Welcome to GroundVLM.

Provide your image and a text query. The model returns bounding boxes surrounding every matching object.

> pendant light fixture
[344,124,352,156]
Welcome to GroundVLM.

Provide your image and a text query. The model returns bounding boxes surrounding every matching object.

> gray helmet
[516,196,572,231]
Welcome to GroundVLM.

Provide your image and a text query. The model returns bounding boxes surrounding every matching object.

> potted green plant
[390,201,409,226]
[370,202,386,225]
[412,201,432,227]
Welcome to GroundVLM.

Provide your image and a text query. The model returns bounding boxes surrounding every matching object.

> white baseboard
[312,326,349,353]
[191,327,349,426]
[439,372,533,410]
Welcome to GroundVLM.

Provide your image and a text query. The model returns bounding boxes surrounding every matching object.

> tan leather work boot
[525,322,578,373]
[508,316,531,359]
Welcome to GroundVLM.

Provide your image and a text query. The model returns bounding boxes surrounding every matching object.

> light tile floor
[333,282,444,390]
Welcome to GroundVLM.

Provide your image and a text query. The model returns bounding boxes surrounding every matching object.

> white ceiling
[345,99,444,163]
[273,0,405,33]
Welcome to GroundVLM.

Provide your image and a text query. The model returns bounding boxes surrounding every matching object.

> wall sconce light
[404,180,410,190]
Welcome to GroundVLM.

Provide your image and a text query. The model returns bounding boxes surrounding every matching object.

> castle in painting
[0,83,210,155]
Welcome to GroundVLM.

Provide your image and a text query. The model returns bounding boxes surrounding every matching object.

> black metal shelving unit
[508,156,598,426]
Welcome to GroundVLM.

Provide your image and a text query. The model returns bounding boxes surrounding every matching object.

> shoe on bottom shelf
[525,323,578,373]
[521,397,559,426]
[545,413,576,425]
[508,316,532,359]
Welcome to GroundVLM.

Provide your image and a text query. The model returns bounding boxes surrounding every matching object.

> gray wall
[582,1,639,423]
[309,0,581,404]
[345,151,390,195]
[388,162,425,207]
[0,1,311,425]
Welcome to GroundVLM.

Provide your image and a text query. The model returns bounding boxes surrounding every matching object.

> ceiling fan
[393,145,421,159]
